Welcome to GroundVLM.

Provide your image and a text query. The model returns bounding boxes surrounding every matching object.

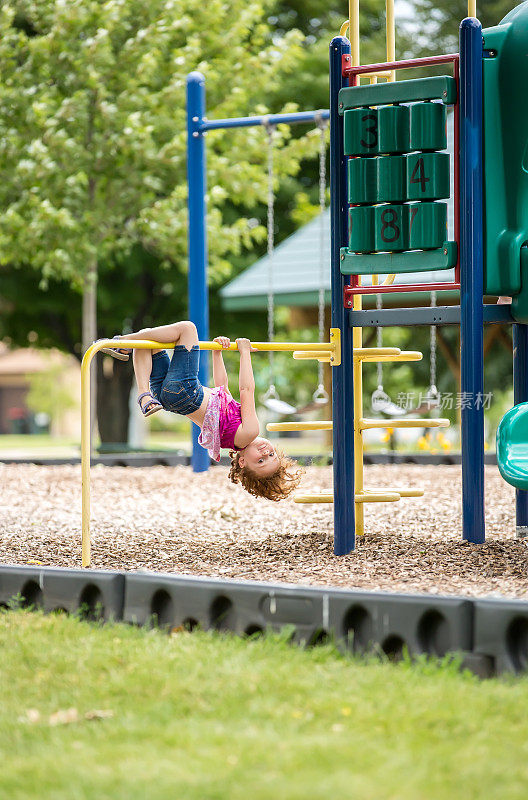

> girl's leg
[124,322,200,411]
[133,348,167,412]
[121,321,199,350]
[132,349,157,397]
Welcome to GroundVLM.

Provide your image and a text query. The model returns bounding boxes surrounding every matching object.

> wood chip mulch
[0,463,527,598]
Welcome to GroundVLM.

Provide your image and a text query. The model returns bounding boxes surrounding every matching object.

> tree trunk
[82,260,98,451]
[96,356,134,446]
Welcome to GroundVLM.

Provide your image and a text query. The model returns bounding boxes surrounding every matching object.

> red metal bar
[341,53,460,305]
[342,53,459,77]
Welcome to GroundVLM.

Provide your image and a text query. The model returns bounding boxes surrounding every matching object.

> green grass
[2,611,528,799]
[0,434,78,449]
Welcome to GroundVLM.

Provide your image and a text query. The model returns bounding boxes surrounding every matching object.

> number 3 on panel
[360,113,378,150]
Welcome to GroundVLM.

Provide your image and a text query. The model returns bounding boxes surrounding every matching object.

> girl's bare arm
[212,336,230,389]
[237,338,259,442]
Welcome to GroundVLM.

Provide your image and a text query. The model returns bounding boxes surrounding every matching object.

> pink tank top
[219,389,243,449]
[198,387,242,462]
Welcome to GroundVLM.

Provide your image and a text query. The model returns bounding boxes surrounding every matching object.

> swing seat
[262,397,297,415]
[496,402,528,490]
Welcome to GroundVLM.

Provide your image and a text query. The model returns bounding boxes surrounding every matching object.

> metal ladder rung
[293,487,424,504]
[359,418,450,430]
[293,351,331,362]
[353,347,401,359]
[365,487,424,498]
[267,421,332,432]
[360,351,422,363]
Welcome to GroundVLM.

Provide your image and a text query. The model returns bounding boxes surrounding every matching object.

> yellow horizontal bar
[355,492,401,503]
[354,347,401,359]
[368,70,392,78]
[294,492,402,504]
[293,351,331,362]
[360,418,450,430]
[365,487,424,498]
[294,494,334,503]
[90,339,334,357]
[267,421,333,432]
[292,487,424,504]
[361,351,422,363]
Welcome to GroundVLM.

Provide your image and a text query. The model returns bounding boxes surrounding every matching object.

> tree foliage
[399,0,514,58]
[0,0,321,442]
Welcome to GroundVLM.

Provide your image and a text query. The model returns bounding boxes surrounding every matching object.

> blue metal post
[330,36,355,555]
[513,323,528,536]
[186,72,210,472]
[459,18,485,543]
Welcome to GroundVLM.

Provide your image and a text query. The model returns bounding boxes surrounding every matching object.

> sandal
[98,335,132,361]
[138,392,163,417]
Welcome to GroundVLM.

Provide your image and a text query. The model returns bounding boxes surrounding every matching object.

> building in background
[0,344,80,437]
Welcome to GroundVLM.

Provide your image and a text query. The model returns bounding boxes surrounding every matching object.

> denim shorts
[149,346,204,415]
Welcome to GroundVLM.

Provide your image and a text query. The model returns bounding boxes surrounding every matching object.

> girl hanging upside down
[100,321,303,501]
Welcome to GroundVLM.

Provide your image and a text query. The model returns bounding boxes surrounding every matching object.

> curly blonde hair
[228,448,305,501]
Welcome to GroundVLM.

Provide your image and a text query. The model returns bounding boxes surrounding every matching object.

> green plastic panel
[377,156,405,203]
[410,102,447,151]
[373,204,409,251]
[406,152,449,200]
[408,202,447,250]
[338,76,457,113]
[339,240,458,275]
[482,7,528,309]
[496,402,528,490]
[343,108,378,155]
[349,206,375,252]
[347,157,377,205]
[378,105,410,154]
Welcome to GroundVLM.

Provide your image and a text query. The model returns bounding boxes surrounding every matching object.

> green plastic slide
[496,402,528,490]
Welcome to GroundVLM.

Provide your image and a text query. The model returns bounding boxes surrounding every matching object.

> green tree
[0,0,319,443]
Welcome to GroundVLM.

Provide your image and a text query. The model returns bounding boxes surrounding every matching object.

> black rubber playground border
[1,564,526,679]
[0,452,498,467]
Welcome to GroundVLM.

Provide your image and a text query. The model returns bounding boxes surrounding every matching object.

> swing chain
[263,118,276,381]
[428,290,440,405]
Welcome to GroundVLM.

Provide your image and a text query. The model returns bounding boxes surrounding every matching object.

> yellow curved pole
[81,344,98,567]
